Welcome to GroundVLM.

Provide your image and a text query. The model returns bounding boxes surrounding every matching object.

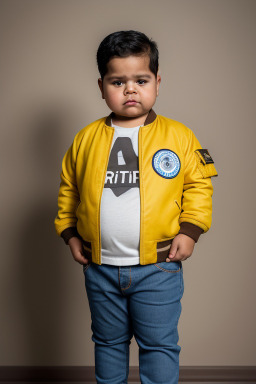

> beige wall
[1,0,255,366]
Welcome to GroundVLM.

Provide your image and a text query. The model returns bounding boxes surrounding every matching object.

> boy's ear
[98,78,105,99]
[156,73,161,96]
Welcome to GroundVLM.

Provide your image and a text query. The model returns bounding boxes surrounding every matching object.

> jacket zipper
[98,127,115,264]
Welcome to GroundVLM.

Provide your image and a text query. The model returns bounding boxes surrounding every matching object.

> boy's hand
[68,237,90,265]
[166,234,195,262]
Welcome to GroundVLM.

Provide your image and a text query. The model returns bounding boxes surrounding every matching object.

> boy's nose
[124,82,137,94]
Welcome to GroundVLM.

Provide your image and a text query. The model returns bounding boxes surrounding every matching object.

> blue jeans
[83,260,184,384]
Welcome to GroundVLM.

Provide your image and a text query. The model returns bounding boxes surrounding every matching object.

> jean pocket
[83,262,92,274]
[153,260,182,273]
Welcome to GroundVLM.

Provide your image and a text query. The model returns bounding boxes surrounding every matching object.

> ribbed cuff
[61,227,82,245]
[178,222,204,243]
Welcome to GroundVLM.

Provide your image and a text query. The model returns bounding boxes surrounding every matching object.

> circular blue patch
[152,149,180,179]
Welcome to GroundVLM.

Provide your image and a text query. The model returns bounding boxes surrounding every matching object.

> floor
[3,382,252,384]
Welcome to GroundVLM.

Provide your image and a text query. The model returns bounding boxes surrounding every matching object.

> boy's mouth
[124,99,139,105]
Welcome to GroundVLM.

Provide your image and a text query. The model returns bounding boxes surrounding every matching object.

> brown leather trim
[61,227,82,245]
[105,108,157,127]
[156,239,173,262]
[82,240,92,250]
[105,112,114,126]
[178,222,204,243]
[144,108,157,125]
[82,241,92,261]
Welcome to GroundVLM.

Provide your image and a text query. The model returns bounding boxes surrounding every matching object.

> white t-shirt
[100,121,142,266]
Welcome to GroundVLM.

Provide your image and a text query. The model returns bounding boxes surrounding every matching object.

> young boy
[54,30,218,384]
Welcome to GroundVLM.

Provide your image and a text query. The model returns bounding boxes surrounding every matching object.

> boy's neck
[111,112,149,128]
[106,109,157,128]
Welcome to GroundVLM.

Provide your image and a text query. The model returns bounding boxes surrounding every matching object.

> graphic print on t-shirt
[104,137,139,197]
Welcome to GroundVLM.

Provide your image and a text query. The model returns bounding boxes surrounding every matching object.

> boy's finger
[166,242,178,261]
[169,244,178,258]
[80,254,90,264]
[74,252,90,264]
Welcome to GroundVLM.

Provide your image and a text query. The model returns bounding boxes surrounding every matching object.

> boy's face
[98,55,161,126]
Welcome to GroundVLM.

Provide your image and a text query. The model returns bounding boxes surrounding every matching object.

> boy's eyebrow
[106,74,152,81]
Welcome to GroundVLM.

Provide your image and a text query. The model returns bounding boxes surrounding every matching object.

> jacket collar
[105,108,157,127]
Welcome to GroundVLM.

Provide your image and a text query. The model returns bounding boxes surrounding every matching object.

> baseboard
[0,365,255,382]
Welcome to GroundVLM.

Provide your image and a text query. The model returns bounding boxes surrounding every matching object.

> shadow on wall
[14,106,90,364]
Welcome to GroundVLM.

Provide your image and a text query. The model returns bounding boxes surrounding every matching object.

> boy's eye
[113,81,123,86]
[112,79,147,86]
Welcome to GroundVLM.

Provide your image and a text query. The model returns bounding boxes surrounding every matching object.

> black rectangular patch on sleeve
[197,149,214,164]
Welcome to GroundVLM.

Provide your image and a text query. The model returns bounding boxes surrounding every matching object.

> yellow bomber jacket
[54,109,218,265]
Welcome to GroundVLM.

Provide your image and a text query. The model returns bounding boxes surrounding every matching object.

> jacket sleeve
[178,128,218,242]
[54,135,82,244]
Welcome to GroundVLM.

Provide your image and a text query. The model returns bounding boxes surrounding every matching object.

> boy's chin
[112,110,150,120]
